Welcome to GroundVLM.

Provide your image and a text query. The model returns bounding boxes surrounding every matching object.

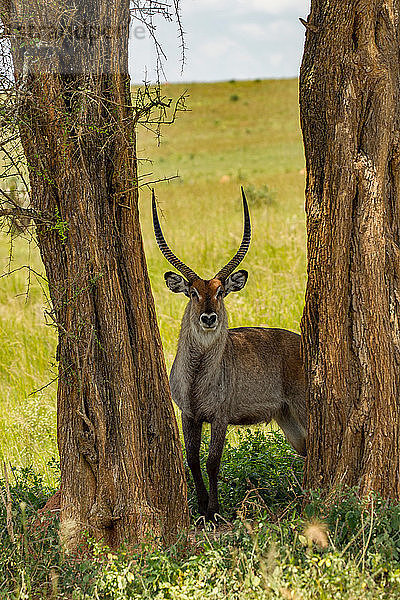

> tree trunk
[299,0,400,498]
[0,0,189,548]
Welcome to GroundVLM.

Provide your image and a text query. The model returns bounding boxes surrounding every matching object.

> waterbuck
[153,188,306,521]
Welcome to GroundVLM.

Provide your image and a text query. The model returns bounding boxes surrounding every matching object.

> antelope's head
[152,188,251,334]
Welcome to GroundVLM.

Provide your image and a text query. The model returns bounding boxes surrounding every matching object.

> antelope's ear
[164,272,190,296]
[224,270,248,295]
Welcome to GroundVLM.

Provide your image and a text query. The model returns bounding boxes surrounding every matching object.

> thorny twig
[28,373,59,397]
[0,206,53,225]
[139,173,179,189]
[0,264,48,282]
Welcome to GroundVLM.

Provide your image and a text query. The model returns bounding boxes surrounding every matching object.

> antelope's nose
[200,313,217,328]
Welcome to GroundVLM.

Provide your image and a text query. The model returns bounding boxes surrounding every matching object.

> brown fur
[166,273,306,521]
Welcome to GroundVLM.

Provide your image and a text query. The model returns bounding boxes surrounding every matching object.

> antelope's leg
[206,421,228,521]
[182,414,209,515]
[275,404,306,457]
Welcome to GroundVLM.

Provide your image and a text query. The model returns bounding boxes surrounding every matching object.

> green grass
[2,434,400,599]
[140,79,306,365]
[2,78,400,596]
[0,78,306,482]
[2,78,400,600]
[0,236,57,480]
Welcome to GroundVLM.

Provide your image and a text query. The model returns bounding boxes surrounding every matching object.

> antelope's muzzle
[200,312,218,330]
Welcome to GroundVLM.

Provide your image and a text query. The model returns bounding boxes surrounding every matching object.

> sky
[129,0,311,83]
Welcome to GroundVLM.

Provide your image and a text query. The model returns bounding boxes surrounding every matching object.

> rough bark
[300,0,400,498]
[0,0,189,548]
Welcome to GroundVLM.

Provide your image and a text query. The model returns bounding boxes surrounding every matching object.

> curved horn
[214,187,251,281]
[152,190,200,283]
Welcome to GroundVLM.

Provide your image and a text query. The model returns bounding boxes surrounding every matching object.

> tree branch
[0,205,54,224]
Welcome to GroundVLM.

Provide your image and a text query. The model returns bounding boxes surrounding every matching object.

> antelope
[153,188,306,521]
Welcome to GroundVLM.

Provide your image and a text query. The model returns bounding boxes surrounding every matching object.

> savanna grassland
[0,78,306,482]
[2,79,400,600]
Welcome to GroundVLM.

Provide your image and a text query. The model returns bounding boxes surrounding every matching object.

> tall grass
[0,78,306,481]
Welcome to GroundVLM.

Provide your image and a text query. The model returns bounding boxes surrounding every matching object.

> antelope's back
[226,327,305,425]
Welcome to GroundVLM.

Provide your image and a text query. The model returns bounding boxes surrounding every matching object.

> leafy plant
[1,451,400,598]
[243,183,276,207]
[306,487,400,565]
[185,429,304,520]
[50,208,69,243]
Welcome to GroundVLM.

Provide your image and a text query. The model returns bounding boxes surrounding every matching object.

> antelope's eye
[216,288,223,299]
[191,290,198,300]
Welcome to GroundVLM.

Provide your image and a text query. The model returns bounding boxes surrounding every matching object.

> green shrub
[0,464,98,599]
[306,487,400,565]
[1,440,400,599]
[73,516,400,600]
[243,183,276,207]
[185,429,304,520]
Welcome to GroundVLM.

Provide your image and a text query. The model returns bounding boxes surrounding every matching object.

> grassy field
[3,79,400,600]
[0,78,306,483]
